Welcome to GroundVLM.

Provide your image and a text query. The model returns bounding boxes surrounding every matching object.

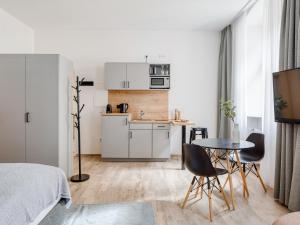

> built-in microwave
[149,76,170,89]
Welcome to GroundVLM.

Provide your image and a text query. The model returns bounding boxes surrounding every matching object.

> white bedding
[0,163,71,225]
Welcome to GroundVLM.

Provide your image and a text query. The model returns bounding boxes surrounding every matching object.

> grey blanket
[0,163,71,225]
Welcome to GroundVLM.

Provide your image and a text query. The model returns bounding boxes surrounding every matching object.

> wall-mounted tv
[273,68,300,124]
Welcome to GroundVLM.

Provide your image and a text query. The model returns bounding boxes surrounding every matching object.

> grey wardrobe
[0,54,74,177]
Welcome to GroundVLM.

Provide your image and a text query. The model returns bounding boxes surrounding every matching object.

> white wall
[0,8,34,53]
[35,29,220,154]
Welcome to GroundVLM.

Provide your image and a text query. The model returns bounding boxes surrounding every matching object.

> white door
[153,129,170,158]
[105,63,127,90]
[129,129,152,158]
[0,55,26,162]
[126,63,149,90]
[25,55,59,166]
[101,116,129,158]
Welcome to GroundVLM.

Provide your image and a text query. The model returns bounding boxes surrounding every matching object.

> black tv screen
[273,68,300,123]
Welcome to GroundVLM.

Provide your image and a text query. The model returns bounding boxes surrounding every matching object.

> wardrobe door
[0,55,26,162]
[25,55,59,166]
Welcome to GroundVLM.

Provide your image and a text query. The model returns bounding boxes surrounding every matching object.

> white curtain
[232,13,248,139]
[260,0,282,187]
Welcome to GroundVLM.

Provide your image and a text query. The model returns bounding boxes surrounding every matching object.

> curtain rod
[230,0,259,24]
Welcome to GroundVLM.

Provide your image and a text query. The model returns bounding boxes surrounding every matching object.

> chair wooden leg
[222,175,229,189]
[253,164,267,192]
[207,178,212,222]
[200,176,204,199]
[181,176,196,208]
[195,176,203,198]
[234,150,249,198]
[216,177,230,210]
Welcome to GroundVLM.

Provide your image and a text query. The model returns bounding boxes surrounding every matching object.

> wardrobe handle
[25,112,30,123]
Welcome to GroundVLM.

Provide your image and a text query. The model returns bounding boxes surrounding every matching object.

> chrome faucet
[139,110,145,120]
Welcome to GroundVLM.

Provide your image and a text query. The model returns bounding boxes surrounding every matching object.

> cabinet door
[0,55,26,162]
[104,63,127,90]
[153,130,170,159]
[102,116,129,158]
[129,130,152,158]
[25,55,59,166]
[126,63,149,90]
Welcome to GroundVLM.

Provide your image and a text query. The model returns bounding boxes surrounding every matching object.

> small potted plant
[220,100,240,143]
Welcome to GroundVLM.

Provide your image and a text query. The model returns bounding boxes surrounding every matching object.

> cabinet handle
[123,81,126,88]
[167,131,170,139]
[127,81,130,88]
[129,131,132,139]
[125,118,128,125]
[25,112,30,123]
[158,125,165,128]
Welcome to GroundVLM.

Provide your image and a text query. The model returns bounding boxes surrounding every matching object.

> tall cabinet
[0,54,74,177]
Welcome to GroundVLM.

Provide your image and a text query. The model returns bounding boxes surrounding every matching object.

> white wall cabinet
[129,129,152,158]
[126,63,149,90]
[101,115,130,158]
[104,63,127,90]
[0,54,73,177]
[104,62,149,90]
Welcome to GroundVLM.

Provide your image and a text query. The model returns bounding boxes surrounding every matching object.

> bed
[0,163,71,225]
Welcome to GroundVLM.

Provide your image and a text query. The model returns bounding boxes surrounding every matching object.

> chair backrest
[243,133,265,160]
[183,144,216,177]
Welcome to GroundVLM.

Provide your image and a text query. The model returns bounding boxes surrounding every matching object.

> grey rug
[39,202,155,225]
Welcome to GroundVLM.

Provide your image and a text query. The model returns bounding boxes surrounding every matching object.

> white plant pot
[232,123,240,143]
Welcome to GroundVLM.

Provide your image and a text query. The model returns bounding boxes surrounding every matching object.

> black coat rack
[70,76,92,182]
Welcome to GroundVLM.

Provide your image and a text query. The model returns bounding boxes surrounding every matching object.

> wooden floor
[70,156,288,225]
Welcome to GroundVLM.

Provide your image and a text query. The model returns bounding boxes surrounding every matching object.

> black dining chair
[181,144,230,221]
[231,133,267,192]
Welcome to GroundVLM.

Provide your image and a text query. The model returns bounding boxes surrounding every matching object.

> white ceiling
[0,0,249,31]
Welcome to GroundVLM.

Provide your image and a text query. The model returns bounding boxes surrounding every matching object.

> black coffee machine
[117,103,129,113]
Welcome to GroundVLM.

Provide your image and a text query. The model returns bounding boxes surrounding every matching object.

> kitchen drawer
[153,124,170,130]
[129,123,153,130]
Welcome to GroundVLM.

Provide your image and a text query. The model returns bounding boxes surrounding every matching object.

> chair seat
[194,167,228,177]
[191,127,207,131]
[215,168,228,176]
[230,152,262,164]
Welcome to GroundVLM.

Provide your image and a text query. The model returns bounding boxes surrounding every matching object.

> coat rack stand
[70,76,90,182]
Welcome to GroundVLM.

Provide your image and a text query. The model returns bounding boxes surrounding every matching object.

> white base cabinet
[153,129,171,159]
[101,118,171,161]
[101,115,130,158]
[129,130,152,158]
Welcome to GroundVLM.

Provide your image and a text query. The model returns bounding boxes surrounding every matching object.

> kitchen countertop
[101,113,194,126]
[130,119,170,124]
[102,113,131,116]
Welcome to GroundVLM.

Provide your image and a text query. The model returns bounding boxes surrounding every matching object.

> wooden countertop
[101,114,194,126]
[102,113,131,116]
[129,120,170,124]
[170,120,195,126]
[130,119,194,125]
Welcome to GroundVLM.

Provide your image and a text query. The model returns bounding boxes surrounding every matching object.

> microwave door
[151,78,164,86]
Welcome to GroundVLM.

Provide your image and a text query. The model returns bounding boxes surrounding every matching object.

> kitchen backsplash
[108,90,168,120]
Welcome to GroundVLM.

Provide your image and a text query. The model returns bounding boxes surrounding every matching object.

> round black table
[192,138,254,150]
[192,138,255,209]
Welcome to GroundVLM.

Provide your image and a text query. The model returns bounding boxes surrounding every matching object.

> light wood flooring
[70,156,288,225]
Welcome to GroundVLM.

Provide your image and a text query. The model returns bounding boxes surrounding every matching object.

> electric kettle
[117,103,129,113]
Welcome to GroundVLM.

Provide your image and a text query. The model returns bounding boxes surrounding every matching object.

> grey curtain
[217,25,232,138]
[274,0,300,211]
